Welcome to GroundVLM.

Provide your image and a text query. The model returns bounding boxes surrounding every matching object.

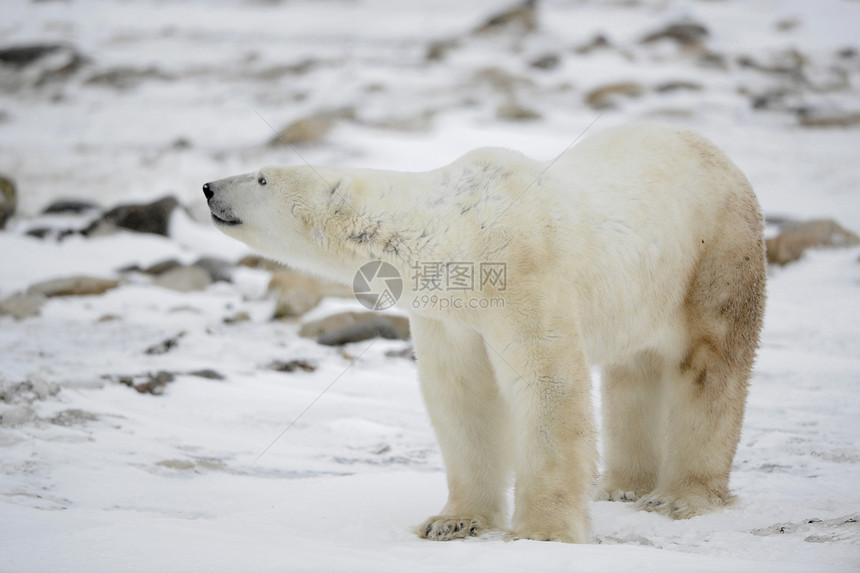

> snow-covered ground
[1,0,859,571]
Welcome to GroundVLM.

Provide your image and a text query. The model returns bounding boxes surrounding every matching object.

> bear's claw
[636,490,733,519]
[417,516,488,541]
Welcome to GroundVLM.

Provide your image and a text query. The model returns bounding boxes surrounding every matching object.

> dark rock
[697,51,727,70]
[50,409,99,426]
[269,269,352,319]
[737,51,804,77]
[654,81,703,94]
[426,38,460,62]
[25,228,51,240]
[737,47,848,91]
[171,137,192,150]
[116,371,175,395]
[116,263,143,275]
[299,312,361,338]
[153,266,212,292]
[274,115,331,146]
[97,314,122,323]
[640,21,709,49]
[27,275,120,297]
[266,359,318,373]
[270,108,355,147]
[144,332,186,355]
[530,53,560,70]
[254,58,318,80]
[765,215,796,227]
[0,377,60,403]
[142,259,183,275]
[472,0,537,36]
[496,101,542,122]
[0,406,35,427]
[156,459,196,471]
[0,292,46,320]
[42,199,100,215]
[766,219,860,265]
[316,315,411,346]
[797,108,860,128]
[748,87,791,112]
[774,17,801,33]
[0,175,16,229]
[585,82,645,110]
[85,196,180,237]
[0,44,64,68]
[270,271,324,318]
[574,34,612,55]
[223,311,251,324]
[140,257,229,288]
[300,311,410,341]
[193,256,234,283]
[470,67,534,94]
[156,457,225,472]
[237,254,285,272]
[188,369,225,380]
[0,44,88,83]
[24,227,78,241]
[85,66,173,90]
[426,1,538,62]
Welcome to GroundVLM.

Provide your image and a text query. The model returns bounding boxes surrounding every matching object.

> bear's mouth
[211,212,242,226]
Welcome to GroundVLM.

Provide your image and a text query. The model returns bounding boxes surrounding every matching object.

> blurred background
[2,0,859,228]
[2,3,859,569]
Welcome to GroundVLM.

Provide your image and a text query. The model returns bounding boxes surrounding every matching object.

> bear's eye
[258,175,267,186]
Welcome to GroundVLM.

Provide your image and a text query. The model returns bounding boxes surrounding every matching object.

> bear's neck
[326,167,443,277]
[309,151,536,288]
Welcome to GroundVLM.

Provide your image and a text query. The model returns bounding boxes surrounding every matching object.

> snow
[2,0,860,571]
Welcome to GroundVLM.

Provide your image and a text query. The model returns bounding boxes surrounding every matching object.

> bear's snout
[203,180,242,226]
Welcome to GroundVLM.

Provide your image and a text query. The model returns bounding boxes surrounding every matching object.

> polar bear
[203,122,766,543]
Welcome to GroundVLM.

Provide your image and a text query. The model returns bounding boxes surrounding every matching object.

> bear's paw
[416,515,491,541]
[636,489,735,520]
[594,487,641,502]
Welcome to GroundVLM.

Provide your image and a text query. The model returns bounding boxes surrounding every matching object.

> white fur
[205,122,766,543]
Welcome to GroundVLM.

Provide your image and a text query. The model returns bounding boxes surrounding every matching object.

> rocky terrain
[1,1,859,571]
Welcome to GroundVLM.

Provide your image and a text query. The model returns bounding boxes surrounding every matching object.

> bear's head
[203,166,397,282]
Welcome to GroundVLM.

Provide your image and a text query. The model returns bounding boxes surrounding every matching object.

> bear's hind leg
[596,352,662,503]
[636,344,748,519]
[638,221,765,519]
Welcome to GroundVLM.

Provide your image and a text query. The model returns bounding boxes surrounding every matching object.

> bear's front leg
[483,312,597,543]
[410,315,513,541]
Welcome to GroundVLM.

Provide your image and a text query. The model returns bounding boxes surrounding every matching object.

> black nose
[203,183,213,201]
